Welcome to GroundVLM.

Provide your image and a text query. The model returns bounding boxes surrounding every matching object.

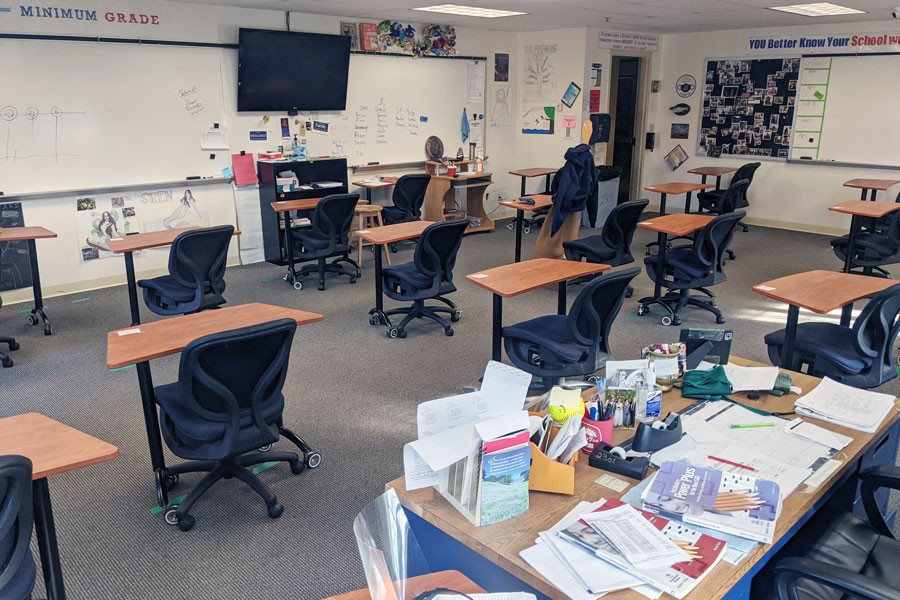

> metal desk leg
[283,211,298,288]
[843,214,859,273]
[782,304,800,371]
[26,239,51,335]
[366,188,373,203]
[33,478,66,600]
[557,282,566,315]
[368,243,390,328]
[124,251,141,326]
[135,360,168,507]
[658,193,668,216]
[492,294,502,362]
[684,191,693,214]
[871,189,878,202]
[514,210,524,263]
[544,174,552,194]
[861,189,868,201]
[519,176,527,199]
[840,303,854,328]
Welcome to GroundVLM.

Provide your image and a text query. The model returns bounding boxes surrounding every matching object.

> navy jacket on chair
[382,174,431,225]
[0,455,35,600]
[550,144,598,235]
[138,225,233,316]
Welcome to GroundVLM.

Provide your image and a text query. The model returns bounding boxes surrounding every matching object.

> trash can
[583,165,622,228]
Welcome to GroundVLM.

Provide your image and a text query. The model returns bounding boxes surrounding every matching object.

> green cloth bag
[680,365,733,401]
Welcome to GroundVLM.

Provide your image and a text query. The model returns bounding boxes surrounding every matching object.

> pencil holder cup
[641,343,686,391]
[581,416,614,455]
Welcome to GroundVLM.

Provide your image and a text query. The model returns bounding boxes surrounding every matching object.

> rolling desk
[0,413,118,600]
[386,357,900,600]
[106,227,241,326]
[687,166,737,190]
[508,167,557,198]
[466,258,610,362]
[353,177,397,203]
[0,226,57,335]
[357,221,435,336]
[753,270,895,371]
[423,172,494,234]
[828,200,900,274]
[843,178,900,202]
[499,194,554,262]
[322,570,485,600]
[644,182,715,216]
[106,302,323,508]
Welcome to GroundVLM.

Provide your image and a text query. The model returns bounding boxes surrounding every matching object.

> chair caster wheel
[1,357,12,368]
[507,223,515,230]
[305,452,322,469]
[369,315,380,326]
[637,305,647,316]
[586,374,599,383]
[267,503,284,519]
[387,327,400,339]
[355,269,361,278]
[317,284,325,291]
[350,278,357,284]
[451,310,461,322]
[292,281,303,291]
[399,330,407,339]
[661,315,673,326]
[258,444,272,452]
[673,316,682,326]
[625,289,633,298]
[282,273,289,281]
[27,314,38,326]
[290,461,305,474]
[163,473,179,491]
[716,316,726,324]
[177,515,195,532]
[8,342,19,351]
[523,227,531,234]
[445,328,454,336]
[43,324,52,336]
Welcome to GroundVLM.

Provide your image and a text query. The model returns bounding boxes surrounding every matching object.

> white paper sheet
[475,410,529,442]
[200,126,230,149]
[722,366,779,392]
[583,505,690,569]
[541,531,644,593]
[785,418,852,451]
[520,544,606,600]
[795,377,896,433]
[467,61,486,102]
[402,443,441,490]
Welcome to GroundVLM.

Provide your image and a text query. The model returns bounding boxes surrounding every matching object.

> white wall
[644,20,900,233]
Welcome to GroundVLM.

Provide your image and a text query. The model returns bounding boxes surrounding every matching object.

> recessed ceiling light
[768,3,865,16]
[413,4,528,18]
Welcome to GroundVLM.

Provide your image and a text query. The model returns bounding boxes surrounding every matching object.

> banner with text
[749,32,900,55]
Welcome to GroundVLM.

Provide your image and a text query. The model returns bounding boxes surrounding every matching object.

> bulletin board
[698,57,800,160]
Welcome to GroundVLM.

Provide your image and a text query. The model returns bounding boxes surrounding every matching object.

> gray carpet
[1,217,898,599]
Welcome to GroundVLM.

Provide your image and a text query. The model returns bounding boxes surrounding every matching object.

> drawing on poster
[490,87,512,128]
[521,44,557,101]
[76,196,140,261]
[141,188,209,233]
[522,106,554,135]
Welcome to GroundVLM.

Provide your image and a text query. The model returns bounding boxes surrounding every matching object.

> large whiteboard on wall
[0,39,229,194]
[304,54,474,166]
[791,54,900,167]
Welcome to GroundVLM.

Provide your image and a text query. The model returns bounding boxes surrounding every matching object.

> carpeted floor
[2,216,898,599]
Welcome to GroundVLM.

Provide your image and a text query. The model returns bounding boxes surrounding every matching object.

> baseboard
[1,256,243,306]
[644,204,845,237]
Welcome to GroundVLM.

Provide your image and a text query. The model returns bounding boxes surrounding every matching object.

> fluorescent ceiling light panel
[413,4,528,18]
[768,3,865,16]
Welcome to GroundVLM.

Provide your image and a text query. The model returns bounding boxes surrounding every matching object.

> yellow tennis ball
[549,398,585,425]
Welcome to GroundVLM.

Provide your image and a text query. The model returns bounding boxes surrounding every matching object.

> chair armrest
[774,557,900,600]
[860,465,900,537]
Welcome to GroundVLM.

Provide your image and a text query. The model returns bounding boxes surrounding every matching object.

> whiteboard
[0,39,229,194]
[304,54,476,166]
[791,54,900,167]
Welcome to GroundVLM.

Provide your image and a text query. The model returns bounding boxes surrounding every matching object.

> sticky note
[117,328,142,336]
[813,91,824,100]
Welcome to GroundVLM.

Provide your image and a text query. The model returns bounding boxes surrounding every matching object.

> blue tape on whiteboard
[420,116,428,122]
[249,130,267,141]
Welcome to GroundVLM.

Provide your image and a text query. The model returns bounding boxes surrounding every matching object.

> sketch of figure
[85,210,121,253]
[163,189,203,229]
[522,44,557,102]
[490,88,512,128]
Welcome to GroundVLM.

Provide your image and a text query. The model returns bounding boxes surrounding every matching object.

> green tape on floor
[149,495,186,515]
[71,298,91,303]
[262,278,278,283]
[16,309,30,314]
[109,365,135,372]
[251,461,279,474]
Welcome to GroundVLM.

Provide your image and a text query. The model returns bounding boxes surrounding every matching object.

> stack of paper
[795,377,896,433]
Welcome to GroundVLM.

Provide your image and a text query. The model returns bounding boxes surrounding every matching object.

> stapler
[519,197,535,205]
[631,413,683,453]
[588,443,650,480]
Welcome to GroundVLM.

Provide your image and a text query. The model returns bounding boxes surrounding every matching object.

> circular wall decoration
[425,136,444,160]
[675,74,697,98]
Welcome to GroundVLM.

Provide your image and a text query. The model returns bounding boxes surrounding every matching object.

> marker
[729,423,775,429]
[708,455,756,471]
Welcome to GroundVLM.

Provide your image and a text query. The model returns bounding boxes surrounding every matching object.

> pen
[708,455,756,471]
[730,423,776,429]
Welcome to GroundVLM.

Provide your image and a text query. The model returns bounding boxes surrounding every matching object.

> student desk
[637,214,715,326]
[753,270,895,370]
[0,226,57,335]
[687,166,737,190]
[828,200,900,273]
[356,221,435,336]
[106,302,323,507]
[644,182,715,216]
[353,177,397,203]
[843,178,900,202]
[0,413,118,600]
[508,167,557,198]
[423,172,494,234]
[106,227,241,325]
[465,258,610,362]
[321,570,485,600]
[499,194,554,262]
[386,357,900,600]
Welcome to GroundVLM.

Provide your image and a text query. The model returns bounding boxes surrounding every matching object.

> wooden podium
[532,206,580,260]
[423,160,494,234]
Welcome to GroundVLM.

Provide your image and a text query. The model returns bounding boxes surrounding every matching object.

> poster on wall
[671,123,690,139]
[494,53,509,82]
[140,187,209,234]
[490,87,512,127]
[520,43,557,134]
[698,57,799,159]
[522,106,554,135]
[75,196,140,261]
[665,145,689,171]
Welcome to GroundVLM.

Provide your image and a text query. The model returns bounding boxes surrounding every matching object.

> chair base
[638,289,724,326]
[383,295,460,338]
[0,336,18,368]
[164,450,303,532]
[293,255,360,291]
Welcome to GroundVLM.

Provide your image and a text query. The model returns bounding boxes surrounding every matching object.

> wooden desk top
[829,200,900,218]
[106,228,241,254]
[0,226,58,242]
[352,177,397,189]
[433,172,493,182]
[638,213,715,237]
[106,302,323,369]
[687,166,737,177]
[355,221,435,245]
[843,178,900,191]
[321,570,485,600]
[509,167,558,178]
[466,258,610,298]
[271,197,325,213]
[387,357,900,600]
[0,413,118,480]
[644,182,715,195]
[753,270,897,314]
[499,194,554,212]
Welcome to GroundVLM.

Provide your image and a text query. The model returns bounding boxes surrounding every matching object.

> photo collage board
[699,57,800,159]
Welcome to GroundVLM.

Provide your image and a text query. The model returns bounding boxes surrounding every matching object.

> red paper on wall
[589,89,602,112]
[231,153,258,186]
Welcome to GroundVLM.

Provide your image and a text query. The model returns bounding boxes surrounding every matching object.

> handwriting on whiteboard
[179,86,204,116]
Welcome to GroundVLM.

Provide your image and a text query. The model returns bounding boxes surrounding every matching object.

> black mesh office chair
[0,295,19,368]
[290,193,360,291]
[688,179,748,261]
[641,211,745,326]
[382,174,431,226]
[153,319,314,531]
[830,207,900,277]
[0,455,36,600]
[381,220,468,338]
[138,225,234,316]
[697,162,759,233]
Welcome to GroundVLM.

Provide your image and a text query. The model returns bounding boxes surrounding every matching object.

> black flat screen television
[238,28,351,112]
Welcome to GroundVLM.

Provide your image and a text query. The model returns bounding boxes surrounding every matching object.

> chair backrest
[716,179,751,214]
[392,174,431,220]
[731,162,760,208]
[413,220,469,286]
[310,193,360,247]
[169,225,234,296]
[850,284,900,369]
[691,211,746,273]
[0,455,33,594]
[566,267,641,355]
[601,198,649,258]
[174,318,297,452]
